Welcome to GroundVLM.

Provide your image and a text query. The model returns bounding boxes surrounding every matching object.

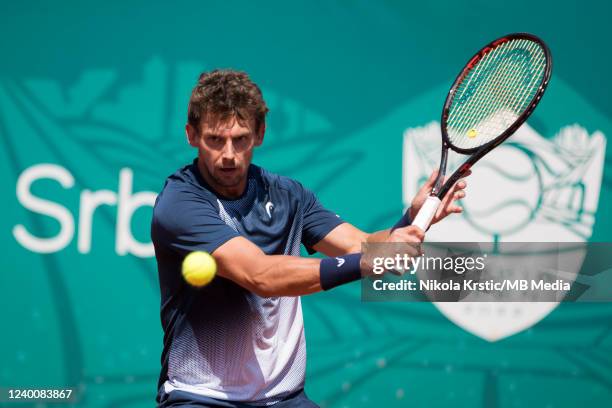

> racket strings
[452,41,525,148]
[472,41,533,132]
[451,39,536,141]
[447,38,547,150]
[462,40,541,149]
[500,40,545,113]
[451,39,541,147]
[448,42,512,134]
[451,40,519,133]
[451,39,546,148]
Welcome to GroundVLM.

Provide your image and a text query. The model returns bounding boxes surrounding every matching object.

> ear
[254,122,265,147]
[186,124,199,147]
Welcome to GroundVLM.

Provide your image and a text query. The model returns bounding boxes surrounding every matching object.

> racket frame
[433,32,552,199]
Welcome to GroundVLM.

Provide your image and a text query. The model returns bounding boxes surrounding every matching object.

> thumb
[423,170,439,189]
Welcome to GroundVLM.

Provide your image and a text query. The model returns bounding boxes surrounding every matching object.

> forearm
[212,207,419,297]
[247,255,323,297]
[216,236,360,297]
[362,209,413,244]
[219,208,414,297]
[312,214,411,256]
[365,229,391,243]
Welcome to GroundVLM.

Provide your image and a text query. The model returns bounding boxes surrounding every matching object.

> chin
[215,174,244,187]
[221,180,242,188]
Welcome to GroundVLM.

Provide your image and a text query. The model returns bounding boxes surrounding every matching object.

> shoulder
[254,164,307,195]
[153,164,219,229]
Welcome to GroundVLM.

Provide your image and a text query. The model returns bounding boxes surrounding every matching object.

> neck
[197,160,247,199]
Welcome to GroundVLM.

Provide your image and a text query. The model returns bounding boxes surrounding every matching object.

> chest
[217,187,303,255]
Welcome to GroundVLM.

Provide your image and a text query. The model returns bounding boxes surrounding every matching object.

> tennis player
[152,70,466,407]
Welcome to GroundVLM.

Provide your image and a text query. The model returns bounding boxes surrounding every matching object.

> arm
[213,236,323,297]
[209,178,460,297]
[310,223,392,256]
[209,182,392,296]
[312,223,422,255]
[177,173,465,297]
[213,226,423,298]
[154,186,359,297]
[313,170,468,256]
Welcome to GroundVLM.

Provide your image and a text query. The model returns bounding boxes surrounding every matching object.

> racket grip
[411,196,441,231]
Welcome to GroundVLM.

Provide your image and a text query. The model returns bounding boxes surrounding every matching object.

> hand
[409,170,469,225]
[386,225,425,244]
[361,225,424,276]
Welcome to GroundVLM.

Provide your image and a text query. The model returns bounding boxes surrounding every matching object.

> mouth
[219,167,239,175]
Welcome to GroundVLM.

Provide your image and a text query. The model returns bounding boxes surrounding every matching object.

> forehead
[200,116,253,137]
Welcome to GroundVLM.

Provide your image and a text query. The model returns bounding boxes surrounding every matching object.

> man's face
[187,117,263,196]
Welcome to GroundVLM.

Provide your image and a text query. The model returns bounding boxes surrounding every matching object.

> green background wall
[1,1,610,407]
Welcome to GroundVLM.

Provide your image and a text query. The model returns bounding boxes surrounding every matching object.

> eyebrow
[202,131,251,138]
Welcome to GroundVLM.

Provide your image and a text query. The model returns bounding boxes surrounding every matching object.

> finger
[395,231,423,243]
[439,193,463,210]
[396,226,425,241]
[454,190,465,200]
[409,226,425,241]
[441,180,466,200]
[426,170,439,185]
[444,190,464,203]
[403,234,423,244]
[457,179,467,189]
[449,205,463,213]
[440,190,465,208]
[418,170,440,193]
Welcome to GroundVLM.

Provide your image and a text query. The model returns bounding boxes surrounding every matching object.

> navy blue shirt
[151,160,344,403]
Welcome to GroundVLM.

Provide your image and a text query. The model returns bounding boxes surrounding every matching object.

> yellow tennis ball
[467,128,478,138]
[182,251,217,287]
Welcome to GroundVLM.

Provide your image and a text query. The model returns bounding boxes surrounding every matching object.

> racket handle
[411,196,441,231]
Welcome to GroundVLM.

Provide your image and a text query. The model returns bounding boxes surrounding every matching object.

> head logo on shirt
[265,202,274,218]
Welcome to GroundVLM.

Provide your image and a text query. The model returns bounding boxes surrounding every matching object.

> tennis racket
[411,32,552,231]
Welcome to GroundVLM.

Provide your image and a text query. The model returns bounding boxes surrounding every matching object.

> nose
[221,139,236,160]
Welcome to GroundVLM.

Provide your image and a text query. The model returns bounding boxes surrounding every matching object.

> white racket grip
[411,196,441,231]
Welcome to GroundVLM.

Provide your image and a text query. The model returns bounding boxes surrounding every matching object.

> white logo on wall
[403,122,606,341]
[13,164,156,257]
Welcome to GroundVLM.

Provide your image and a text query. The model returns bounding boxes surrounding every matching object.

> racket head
[441,33,552,155]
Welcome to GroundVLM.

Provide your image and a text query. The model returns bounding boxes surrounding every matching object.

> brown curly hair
[187,69,269,133]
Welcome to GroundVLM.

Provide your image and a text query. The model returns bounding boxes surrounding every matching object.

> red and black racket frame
[431,32,553,199]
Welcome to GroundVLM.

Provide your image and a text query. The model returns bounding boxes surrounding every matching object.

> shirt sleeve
[152,190,240,256]
[300,185,345,253]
